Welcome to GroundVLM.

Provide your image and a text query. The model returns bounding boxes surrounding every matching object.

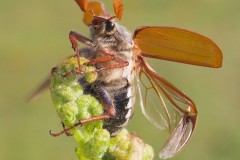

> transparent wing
[136,58,197,159]
[26,77,50,102]
[26,54,76,102]
[133,26,222,68]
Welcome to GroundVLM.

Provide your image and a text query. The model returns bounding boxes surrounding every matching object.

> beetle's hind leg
[50,122,73,137]
[49,83,116,137]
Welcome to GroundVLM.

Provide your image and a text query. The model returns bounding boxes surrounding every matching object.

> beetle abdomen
[81,77,135,137]
[103,79,135,136]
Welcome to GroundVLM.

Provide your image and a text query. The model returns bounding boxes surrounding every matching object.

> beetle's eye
[105,20,115,32]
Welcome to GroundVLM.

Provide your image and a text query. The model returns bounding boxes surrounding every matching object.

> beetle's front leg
[49,83,116,137]
[69,31,94,73]
[69,31,93,51]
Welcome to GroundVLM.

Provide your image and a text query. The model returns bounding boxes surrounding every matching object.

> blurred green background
[0,0,239,159]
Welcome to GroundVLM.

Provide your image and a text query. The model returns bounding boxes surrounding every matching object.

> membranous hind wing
[136,59,197,159]
[133,26,222,158]
[26,77,51,102]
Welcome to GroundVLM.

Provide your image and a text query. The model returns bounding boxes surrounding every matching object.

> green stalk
[50,57,154,160]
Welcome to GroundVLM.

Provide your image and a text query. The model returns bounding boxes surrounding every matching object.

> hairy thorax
[91,24,135,83]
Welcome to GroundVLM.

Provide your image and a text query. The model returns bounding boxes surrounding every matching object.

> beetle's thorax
[90,21,135,83]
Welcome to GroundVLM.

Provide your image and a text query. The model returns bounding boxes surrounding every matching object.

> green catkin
[50,57,154,160]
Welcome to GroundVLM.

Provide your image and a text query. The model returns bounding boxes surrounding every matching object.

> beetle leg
[93,82,116,117]
[86,52,115,65]
[51,67,58,76]
[62,51,128,76]
[94,57,129,72]
[69,31,94,73]
[75,51,129,74]
[69,31,93,51]
[49,83,116,137]
[87,50,129,71]
[61,122,73,136]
